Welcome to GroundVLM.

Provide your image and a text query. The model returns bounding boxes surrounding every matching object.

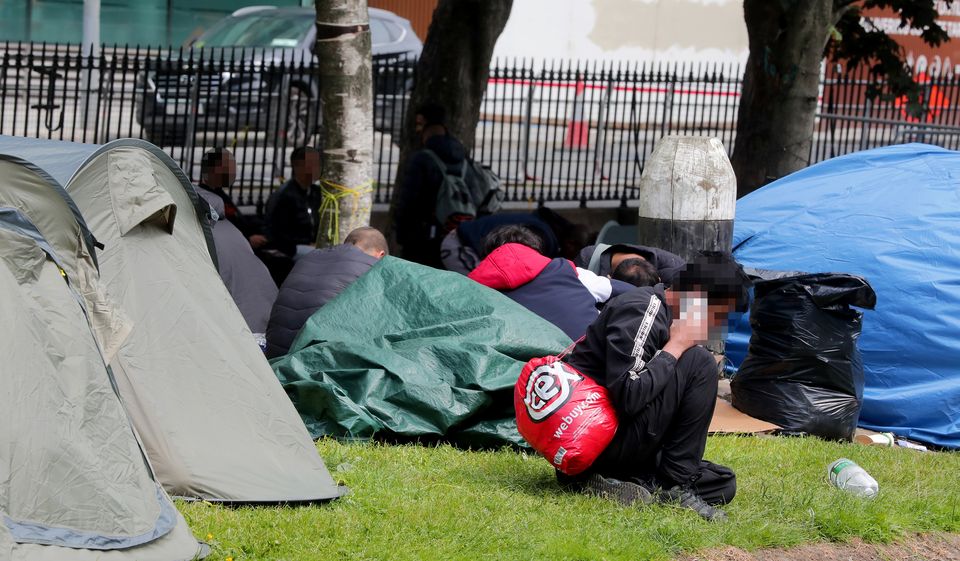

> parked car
[135,6,422,146]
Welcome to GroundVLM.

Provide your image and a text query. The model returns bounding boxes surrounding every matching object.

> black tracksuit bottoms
[590,346,736,505]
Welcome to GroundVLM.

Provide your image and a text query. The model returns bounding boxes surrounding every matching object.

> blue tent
[726,143,960,449]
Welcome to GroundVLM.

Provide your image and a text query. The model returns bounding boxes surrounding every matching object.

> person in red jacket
[468,225,635,339]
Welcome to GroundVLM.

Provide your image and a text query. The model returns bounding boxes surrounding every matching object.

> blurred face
[414,113,426,135]
[611,252,645,272]
[220,152,237,188]
[677,291,735,342]
[294,151,321,185]
[707,298,735,337]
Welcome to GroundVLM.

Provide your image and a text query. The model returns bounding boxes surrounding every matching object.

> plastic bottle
[827,458,879,498]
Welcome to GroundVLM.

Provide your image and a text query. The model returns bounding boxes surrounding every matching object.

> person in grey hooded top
[575,243,687,286]
[197,188,278,334]
[265,227,388,358]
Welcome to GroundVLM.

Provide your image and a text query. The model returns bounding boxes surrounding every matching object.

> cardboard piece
[854,430,895,446]
[708,398,780,434]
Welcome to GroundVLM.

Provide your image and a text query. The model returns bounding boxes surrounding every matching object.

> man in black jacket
[563,252,751,521]
[265,146,322,259]
[393,103,468,268]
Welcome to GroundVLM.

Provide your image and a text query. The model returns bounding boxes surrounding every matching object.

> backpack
[424,149,504,225]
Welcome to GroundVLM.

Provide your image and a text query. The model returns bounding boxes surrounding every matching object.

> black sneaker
[656,485,728,521]
[578,473,654,507]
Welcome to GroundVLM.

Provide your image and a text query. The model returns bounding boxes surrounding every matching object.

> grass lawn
[180,435,960,561]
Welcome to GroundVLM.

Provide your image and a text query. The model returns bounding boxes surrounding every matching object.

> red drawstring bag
[514,339,618,475]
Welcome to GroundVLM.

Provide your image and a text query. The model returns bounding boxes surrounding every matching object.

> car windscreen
[194,13,313,48]
[369,18,390,47]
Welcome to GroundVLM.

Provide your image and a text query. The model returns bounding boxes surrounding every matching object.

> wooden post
[636,136,736,261]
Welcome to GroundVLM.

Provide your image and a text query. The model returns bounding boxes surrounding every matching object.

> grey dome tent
[0,155,204,560]
[0,136,343,503]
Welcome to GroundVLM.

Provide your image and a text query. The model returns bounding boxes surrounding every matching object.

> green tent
[272,257,572,447]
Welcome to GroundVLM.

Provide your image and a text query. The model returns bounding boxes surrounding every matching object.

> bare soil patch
[682,533,960,561]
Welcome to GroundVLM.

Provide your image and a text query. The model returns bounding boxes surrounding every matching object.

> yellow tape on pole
[316,178,374,246]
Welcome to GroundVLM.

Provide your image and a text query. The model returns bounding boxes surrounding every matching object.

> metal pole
[26,1,33,42]
[166,0,174,47]
[859,98,872,151]
[594,73,613,182]
[81,0,100,133]
[521,72,537,182]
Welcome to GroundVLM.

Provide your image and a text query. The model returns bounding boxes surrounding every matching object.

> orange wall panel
[369,0,439,41]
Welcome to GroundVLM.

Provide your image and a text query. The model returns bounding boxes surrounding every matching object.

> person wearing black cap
[560,251,752,522]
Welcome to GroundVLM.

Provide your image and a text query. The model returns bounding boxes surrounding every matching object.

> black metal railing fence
[3,41,959,210]
[813,62,960,162]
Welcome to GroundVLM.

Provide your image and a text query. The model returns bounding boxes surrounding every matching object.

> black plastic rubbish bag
[731,272,877,441]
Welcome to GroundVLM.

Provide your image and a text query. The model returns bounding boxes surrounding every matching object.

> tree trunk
[394,0,512,181]
[731,0,838,199]
[315,0,374,245]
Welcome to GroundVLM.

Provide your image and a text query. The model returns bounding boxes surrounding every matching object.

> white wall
[493,0,749,65]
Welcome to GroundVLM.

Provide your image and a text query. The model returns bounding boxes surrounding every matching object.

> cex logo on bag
[515,355,619,476]
[523,362,582,422]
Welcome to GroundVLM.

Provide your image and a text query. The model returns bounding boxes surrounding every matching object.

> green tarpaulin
[271,257,572,447]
